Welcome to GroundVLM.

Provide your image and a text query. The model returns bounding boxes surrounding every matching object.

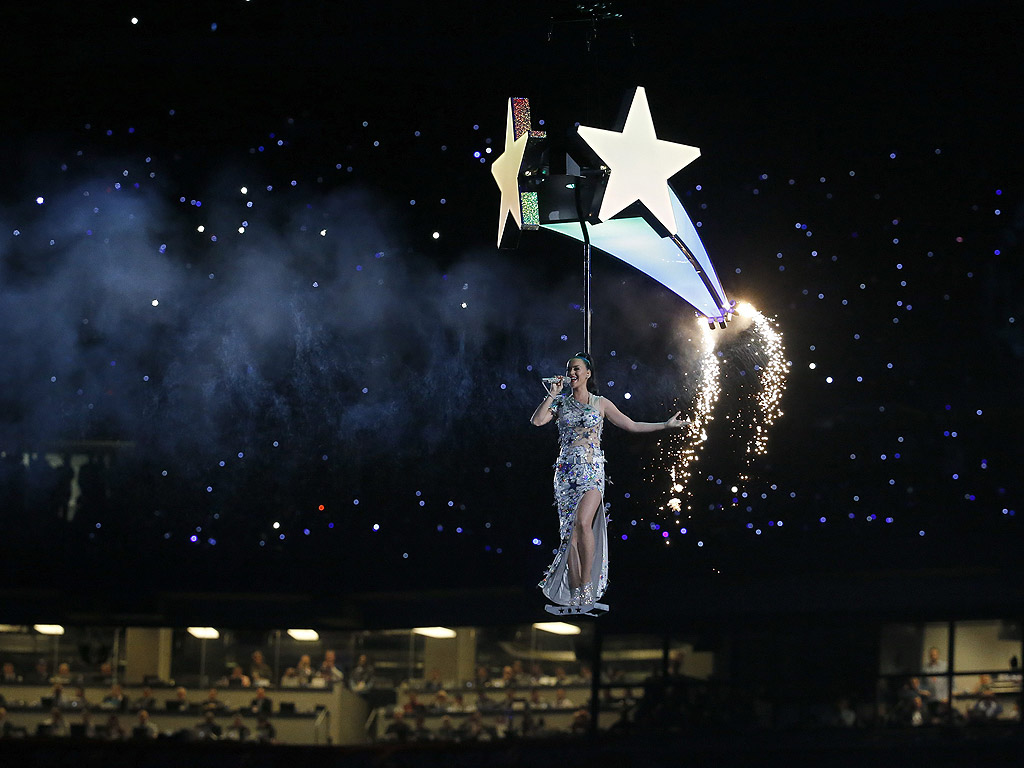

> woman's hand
[547,376,564,398]
[664,411,691,429]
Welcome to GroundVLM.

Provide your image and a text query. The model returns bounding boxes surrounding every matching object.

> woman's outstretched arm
[601,398,689,433]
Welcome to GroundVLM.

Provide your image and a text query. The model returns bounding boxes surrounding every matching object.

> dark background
[0,0,1021,625]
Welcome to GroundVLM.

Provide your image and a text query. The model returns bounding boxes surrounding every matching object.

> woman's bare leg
[567,489,601,591]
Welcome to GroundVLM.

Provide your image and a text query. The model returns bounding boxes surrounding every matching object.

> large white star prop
[577,86,700,234]
[490,99,530,247]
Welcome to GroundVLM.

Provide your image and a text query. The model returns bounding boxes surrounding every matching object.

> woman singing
[530,353,688,613]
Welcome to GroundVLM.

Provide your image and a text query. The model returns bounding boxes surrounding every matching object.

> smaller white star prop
[490,99,530,247]
[577,87,700,233]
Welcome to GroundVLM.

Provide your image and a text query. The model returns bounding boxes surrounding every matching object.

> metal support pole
[584,240,592,357]
[576,185,593,357]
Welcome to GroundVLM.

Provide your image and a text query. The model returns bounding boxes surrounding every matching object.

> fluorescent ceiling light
[413,627,456,639]
[287,629,320,641]
[187,627,220,640]
[533,622,581,636]
[33,624,65,636]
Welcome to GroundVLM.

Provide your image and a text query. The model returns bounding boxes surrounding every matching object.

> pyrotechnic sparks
[658,303,788,524]
[661,322,721,517]
[735,302,789,459]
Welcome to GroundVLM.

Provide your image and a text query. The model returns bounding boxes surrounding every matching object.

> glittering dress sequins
[539,392,609,605]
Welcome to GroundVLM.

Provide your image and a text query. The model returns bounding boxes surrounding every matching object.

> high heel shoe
[579,582,594,607]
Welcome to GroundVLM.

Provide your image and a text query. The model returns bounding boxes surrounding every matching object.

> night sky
[1,1,1020,609]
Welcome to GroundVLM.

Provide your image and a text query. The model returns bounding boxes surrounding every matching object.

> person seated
[432,690,449,713]
[494,666,515,688]
[474,690,497,712]
[448,692,468,712]
[254,715,276,743]
[67,686,91,710]
[33,658,50,684]
[224,714,250,741]
[295,654,314,685]
[103,714,126,740]
[101,683,129,712]
[553,666,571,687]
[249,686,273,715]
[50,662,74,685]
[520,709,542,737]
[383,709,412,742]
[403,692,425,715]
[458,711,496,741]
[435,714,457,741]
[896,677,930,724]
[473,666,491,689]
[40,707,69,737]
[553,689,575,709]
[511,660,527,686]
[973,674,994,695]
[75,710,98,739]
[502,689,524,711]
[349,654,375,692]
[280,667,302,688]
[834,696,857,727]
[318,650,344,683]
[249,651,272,686]
[194,710,222,739]
[133,709,160,739]
[2,662,21,683]
[527,688,549,710]
[202,688,228,713]
[92,662,115,686]
[0,707,13,738]
[411,714,433,741]
[570,707,590,735]
[969,691,1004,723]
[134,686,156,712]
[221,666,251,688]
[47,683,65,708]
[169,687,191,712]
[492,713,510,739]
[424,668,443,692]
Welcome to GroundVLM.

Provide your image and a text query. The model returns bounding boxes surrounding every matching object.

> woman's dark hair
[567,352,599,394]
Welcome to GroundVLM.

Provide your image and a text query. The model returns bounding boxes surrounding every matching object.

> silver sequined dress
[538,391,609,605]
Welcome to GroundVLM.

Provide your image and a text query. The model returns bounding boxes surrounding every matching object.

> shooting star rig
[491,87,735,354]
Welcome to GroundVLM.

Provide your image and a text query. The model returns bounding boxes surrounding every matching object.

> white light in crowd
[412,627,456,639]
[432,231,440,239]
[34,625,65,636]
[287,629,320,641]
[532,622,581,636]
[187,627,220,640]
